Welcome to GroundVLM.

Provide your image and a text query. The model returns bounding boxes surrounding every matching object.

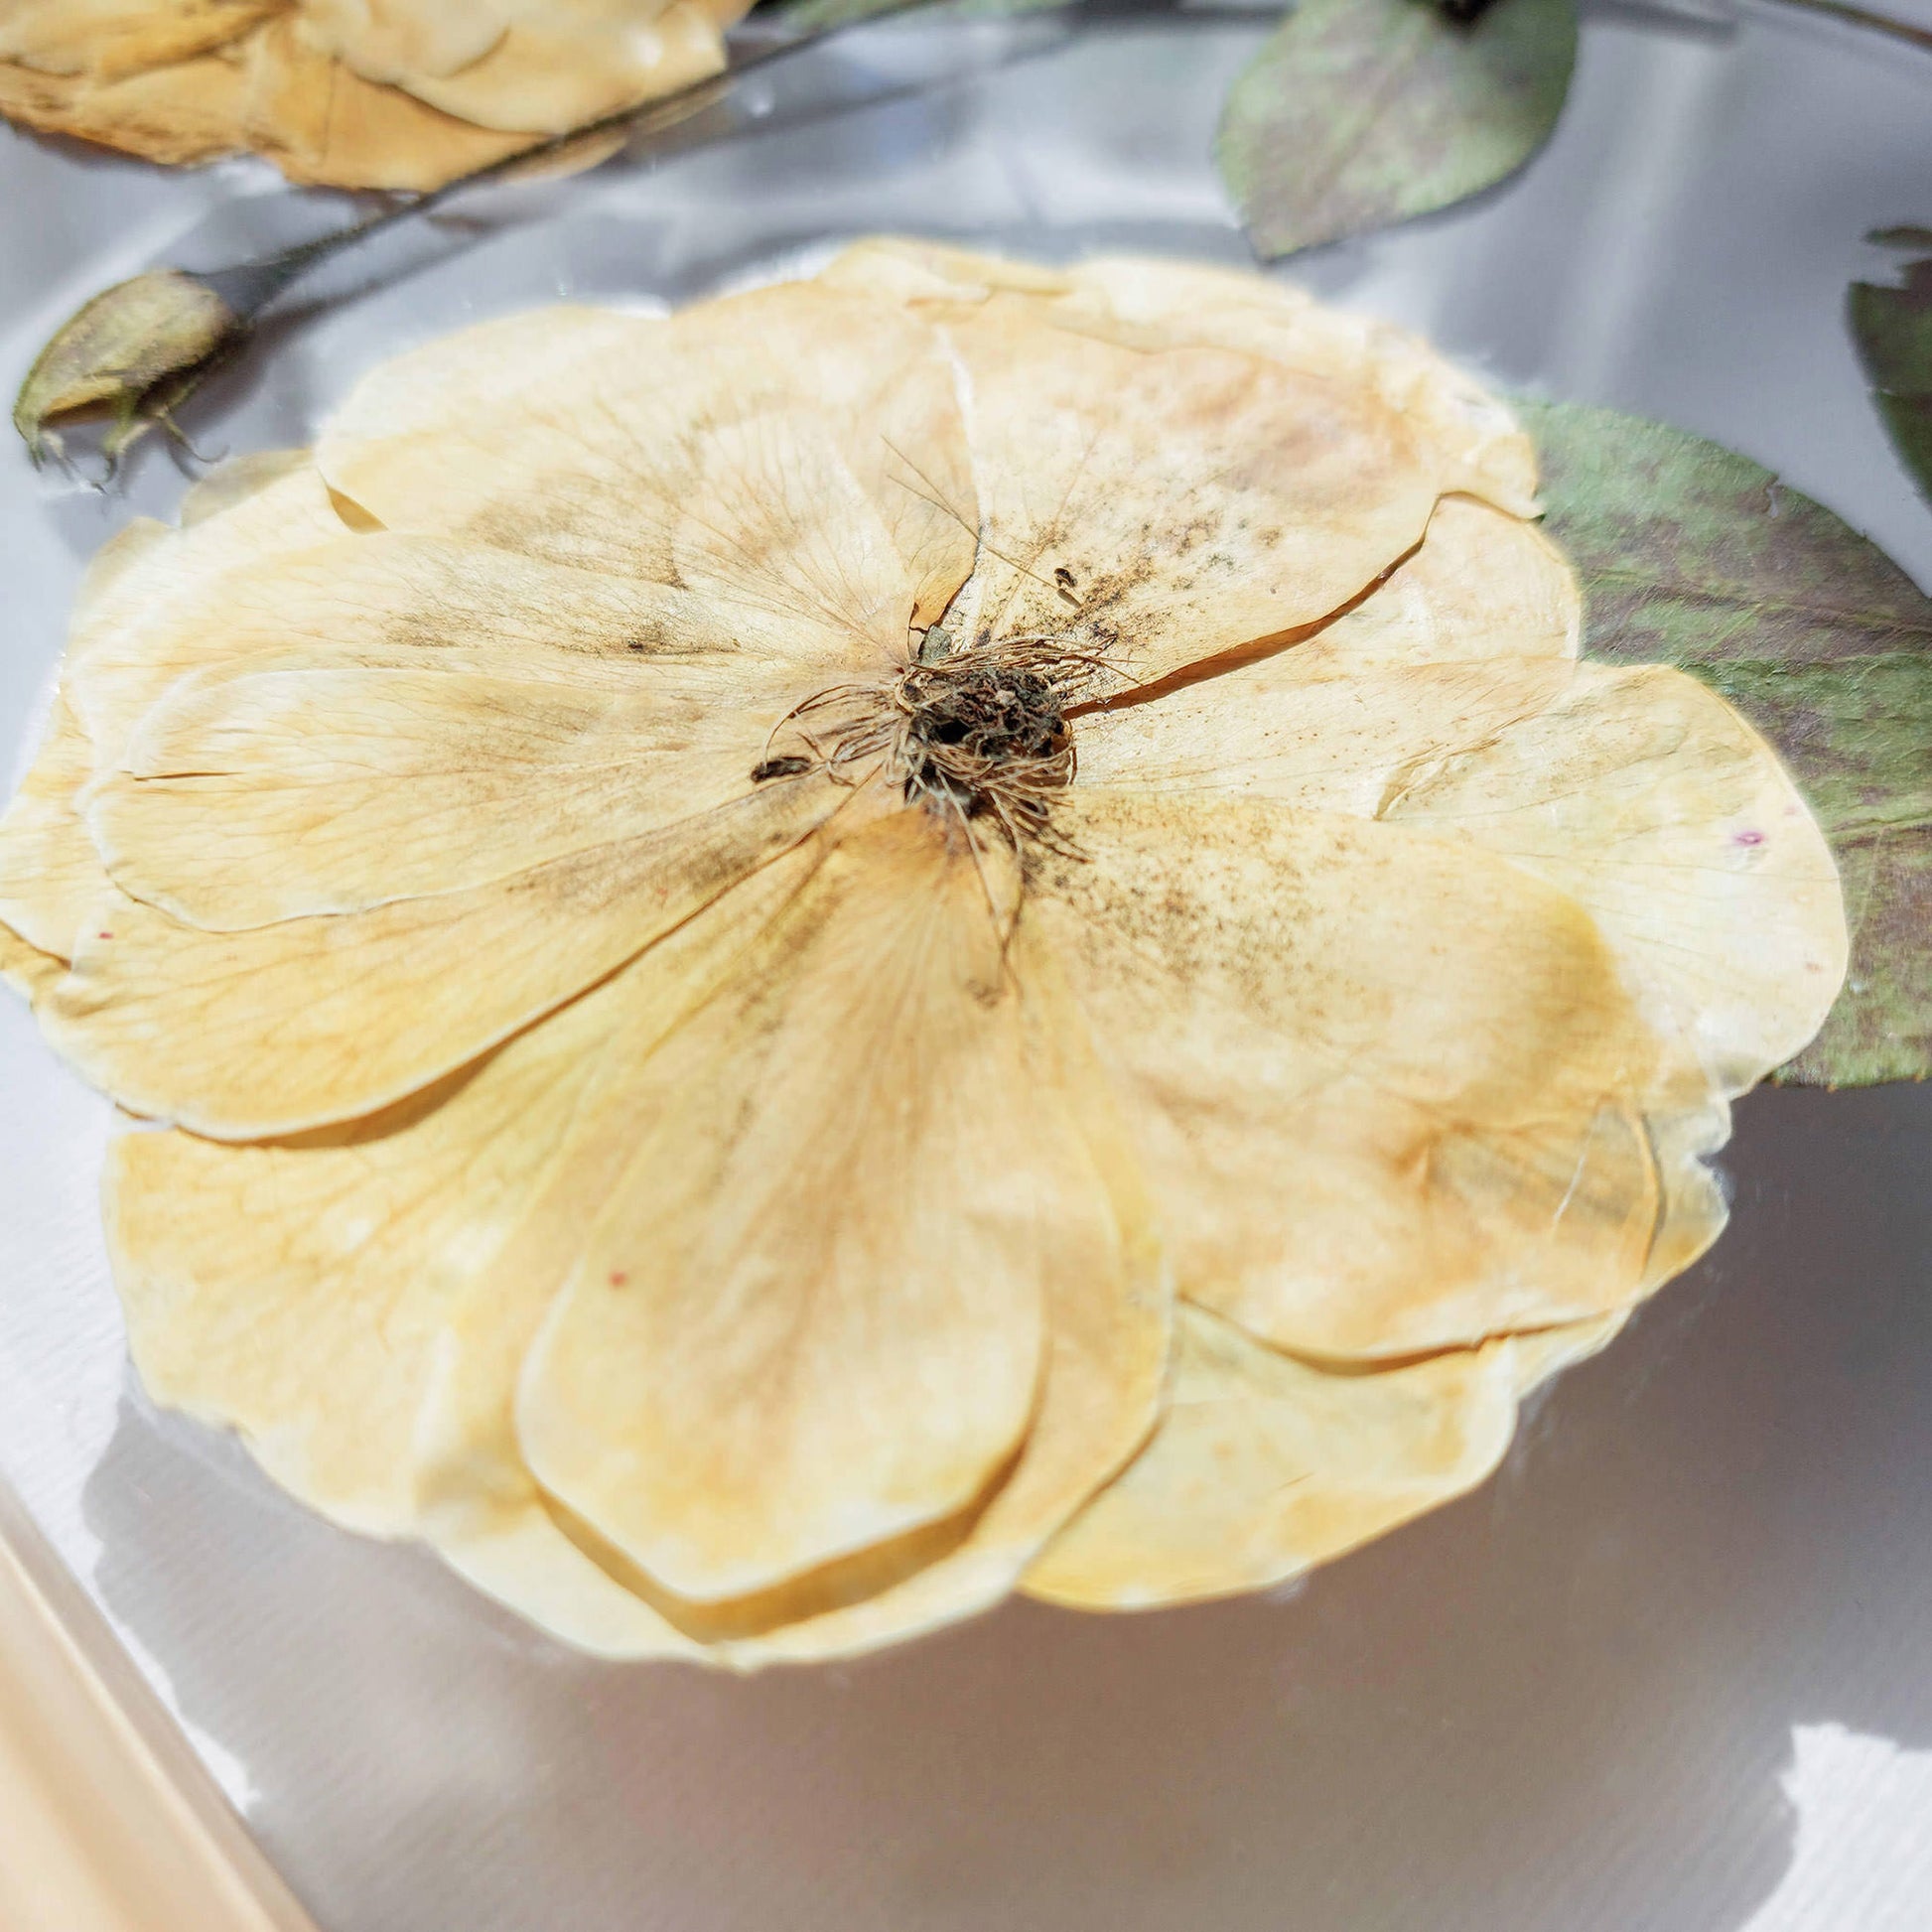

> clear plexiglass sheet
[2,5,1930,1928]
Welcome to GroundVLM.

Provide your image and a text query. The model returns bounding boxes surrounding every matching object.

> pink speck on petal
[1733,830,1765,848]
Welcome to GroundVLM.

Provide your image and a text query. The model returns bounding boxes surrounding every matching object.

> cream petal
[517,810,1069,1602]
[300,0,508,82]
[103,1012,608,1538]
[1291,494,1578,668]
[0,692,110,959]
[43,770,842,1136]
[63,463,357,760]
[823,240,1538,548]
[1059,256,1540,517]
[1508,1311,1629,1398]
[430,1505,701,1661]
[1074,495,1580,813]
[396,1,730,135]
[102,847,809,1567]
[0,921,61,1003]
[71,528,854,774]
[241,15,532,192]
[315,283,977,640]
[1076,656,1574,818]
[0,0,276,78]
[0,40,255,169]
[709,952,1172,1665]
[816,235,1076,306]
[1029,788,1691,1358]
[177,446,314,525]
[88,618,834,930]
[1023,1305,1521,1611]
[1072,494,1580,814]
[934,292,1443,685]
[1386,662,1850,1093]
[410,835,1154,1666]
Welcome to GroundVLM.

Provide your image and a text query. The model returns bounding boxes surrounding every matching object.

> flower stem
[1761,0,1932,55]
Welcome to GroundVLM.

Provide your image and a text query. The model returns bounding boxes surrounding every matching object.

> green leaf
[1215,0,1577,261]
[1850,227,1932,509]
[1522,399,1932,1088]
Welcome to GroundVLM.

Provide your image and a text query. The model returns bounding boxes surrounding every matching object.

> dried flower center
[757,635,1106,848]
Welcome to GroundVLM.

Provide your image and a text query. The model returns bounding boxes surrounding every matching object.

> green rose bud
[13,269,242,474]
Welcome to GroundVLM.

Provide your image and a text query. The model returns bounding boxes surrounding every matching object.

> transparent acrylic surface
[1,5,1930,1928]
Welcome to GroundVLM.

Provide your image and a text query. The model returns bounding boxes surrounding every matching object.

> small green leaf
[1523,399,1932,1087]
[1215,0,1577,260]
[1850,226,1932,509]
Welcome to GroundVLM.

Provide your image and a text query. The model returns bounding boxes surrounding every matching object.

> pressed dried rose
[0,0,746,190]
[0,244,1846,1665]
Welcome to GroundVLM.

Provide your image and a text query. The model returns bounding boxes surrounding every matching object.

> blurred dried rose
[0,0,747,189]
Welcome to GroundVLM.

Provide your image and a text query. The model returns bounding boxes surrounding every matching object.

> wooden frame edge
[0,1476,321,1932]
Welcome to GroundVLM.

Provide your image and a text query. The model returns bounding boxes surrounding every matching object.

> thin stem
[1760,0,1932,54]
[197,0,939,314]
[196,0,1282,315]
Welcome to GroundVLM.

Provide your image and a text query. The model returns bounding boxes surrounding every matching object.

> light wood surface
[0,1482,318,1932]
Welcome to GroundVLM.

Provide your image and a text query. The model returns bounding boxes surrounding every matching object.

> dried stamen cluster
[762,636,1110,851]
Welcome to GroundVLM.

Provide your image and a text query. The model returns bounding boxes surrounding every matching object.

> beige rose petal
[1508,1311,1629,1398]
[81,531,869,929]
[515,811,1065,1601]
[1291,494,1578,669]
[1075,498,1580,811]
[1031,788,1681,1359]
[429,951,1172,1667]
[412,854,828,1662]
[398,0,731,137]
[934,292,1443,686]
[298,0,506,82]
[0,0,278,78]
[92,655,823,928]
[243,13,529,191]
[0,693,110,960]
[1023,1305,1521,1611]
[104,999,611,1536]
[316,285,978,636]
[0,920,62,1003]
[414,832,1151,1666]
[1027,1307,1619,1617]
[64,462,357,759]
[817,235,1076,306]
[1061,255,1540,517]
[1387,662,1849,1094]
[821,241,1538,520]
[102,845,810,1561]
[43,766,841,1137]
[1076,656,1573,818]
[0,42,252,168]
[177,446,313,525]
[710,947,1171,1665]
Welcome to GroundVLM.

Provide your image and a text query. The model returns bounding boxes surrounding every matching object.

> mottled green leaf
[1523,399,1932,1087]
[1215,0,1577,260]
[1850,226,1932,509]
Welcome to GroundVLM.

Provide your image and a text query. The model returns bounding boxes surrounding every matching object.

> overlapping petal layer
[0,249,1848,1664]
[0,0,749,189]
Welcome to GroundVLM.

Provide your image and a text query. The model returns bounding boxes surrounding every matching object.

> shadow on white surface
[77,1087,1932,1932]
